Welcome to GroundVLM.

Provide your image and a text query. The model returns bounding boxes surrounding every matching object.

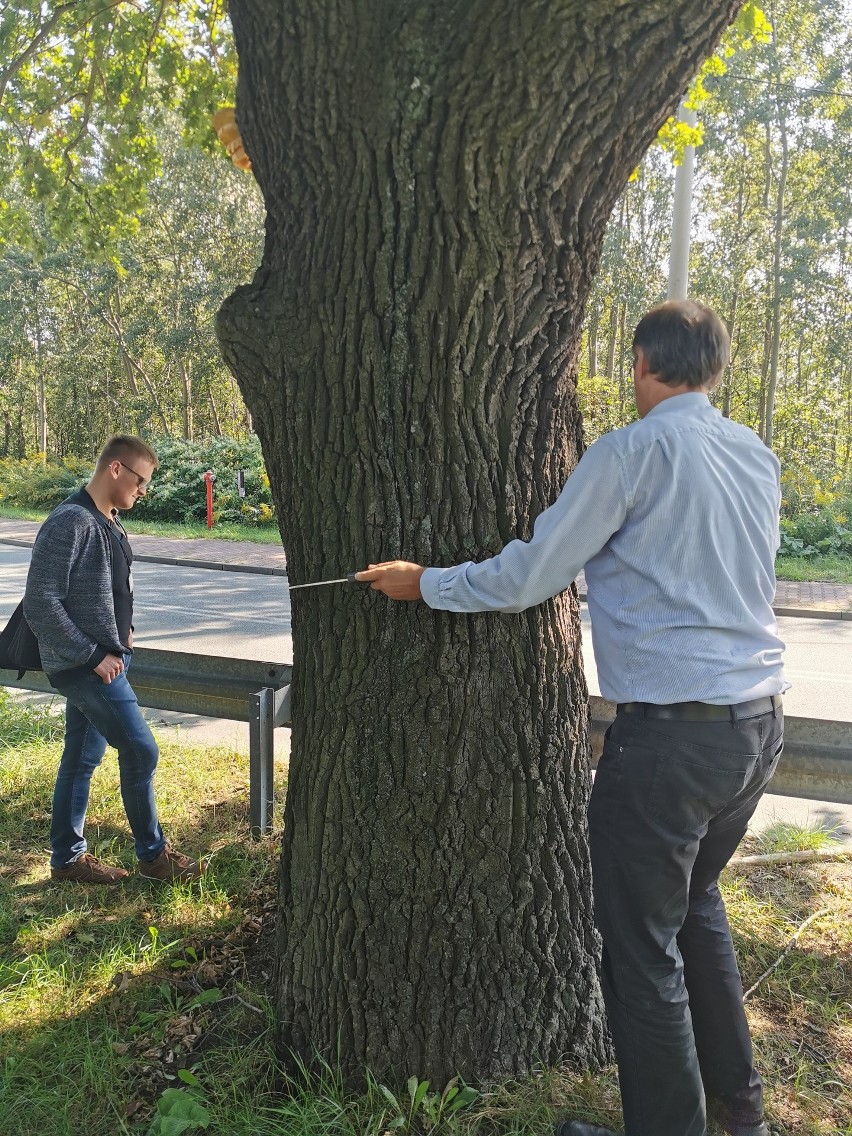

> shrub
[0,437,276,526]
[133,436,275,525]
[779,512,852,558]
[0,455,94,511]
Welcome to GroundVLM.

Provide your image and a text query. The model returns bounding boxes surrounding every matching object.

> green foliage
[0,2,237,253]
[653,1,771,164]
[148,1088,210,1136]
[0,454,93,510]
[577,376,637,442]
[136,436,275,526]
[0,438,276,525]
[0,121,263,456]
[371,1074,479,1132]
[779,512,852,559]
[778,467,852,558]
[581,0,852,554]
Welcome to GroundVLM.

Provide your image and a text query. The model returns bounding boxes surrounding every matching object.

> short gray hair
[632,301,730,389]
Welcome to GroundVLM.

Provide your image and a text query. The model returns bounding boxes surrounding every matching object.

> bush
[0,437,276,526]
[132,436,275,525]
[777,463,852,559]
[0,455,94,511]
[779,511,852,558]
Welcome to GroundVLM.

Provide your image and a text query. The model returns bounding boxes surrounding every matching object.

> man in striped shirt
[358,301,786,1136]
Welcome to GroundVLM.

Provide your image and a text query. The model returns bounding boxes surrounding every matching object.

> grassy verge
[0,505,282,544]
[0,691,850,1135]
[774,555,852,585]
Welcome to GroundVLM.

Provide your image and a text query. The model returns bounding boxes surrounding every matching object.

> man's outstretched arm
[355,433,629,611]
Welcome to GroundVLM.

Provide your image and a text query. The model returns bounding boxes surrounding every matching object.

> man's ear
[633,347,651,382]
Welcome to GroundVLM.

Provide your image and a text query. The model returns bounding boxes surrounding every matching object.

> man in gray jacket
[25,435,203,884]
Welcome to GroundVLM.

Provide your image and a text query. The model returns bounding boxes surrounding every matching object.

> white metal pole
[667,104,697,301]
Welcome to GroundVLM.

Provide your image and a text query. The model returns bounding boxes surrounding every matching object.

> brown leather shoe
[138,843,205,882]
[51,853,129,884]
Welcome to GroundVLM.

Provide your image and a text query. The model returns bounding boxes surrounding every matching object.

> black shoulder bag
[0,600,42,678]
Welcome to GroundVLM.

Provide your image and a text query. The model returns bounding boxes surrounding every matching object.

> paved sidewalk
[1,517,850,616]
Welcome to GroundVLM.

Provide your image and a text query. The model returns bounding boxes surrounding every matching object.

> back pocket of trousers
[646,752,753,830]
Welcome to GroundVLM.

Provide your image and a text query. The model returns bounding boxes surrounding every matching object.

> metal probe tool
[288,573,361,590]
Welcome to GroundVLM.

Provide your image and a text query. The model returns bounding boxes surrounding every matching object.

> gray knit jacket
[24,499,125,678]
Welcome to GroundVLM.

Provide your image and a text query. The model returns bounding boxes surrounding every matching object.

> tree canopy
[0,1,234,250]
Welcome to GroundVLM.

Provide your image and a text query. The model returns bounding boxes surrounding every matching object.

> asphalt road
[2,546,851,721]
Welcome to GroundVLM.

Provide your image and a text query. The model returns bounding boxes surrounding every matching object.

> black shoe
[555,1123,621,1136]
[725,1123,769,1136]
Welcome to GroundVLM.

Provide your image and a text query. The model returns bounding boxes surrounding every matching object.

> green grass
[721,861,852,1135]
[775,554,852,584]
[0,690,850,1135]
[0,504,282,544]
[752,821,845,855]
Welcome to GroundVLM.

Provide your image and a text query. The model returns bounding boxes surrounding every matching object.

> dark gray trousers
[588,703,784,1136]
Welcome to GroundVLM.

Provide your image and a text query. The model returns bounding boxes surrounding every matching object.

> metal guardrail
[589,696,852,805]
[1,648,292,837]
[2,658,850,841]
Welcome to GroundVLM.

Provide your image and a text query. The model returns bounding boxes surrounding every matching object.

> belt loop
[771,694,778,718]
[729,703,737,723]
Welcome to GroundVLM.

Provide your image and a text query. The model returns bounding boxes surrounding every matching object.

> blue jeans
[50,655,165,868]
[588,703,784,1136]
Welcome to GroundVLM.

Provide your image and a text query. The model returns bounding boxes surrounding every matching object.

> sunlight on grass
[774,554,852,585]
[754,821,843,854]
[1,690,850,1135]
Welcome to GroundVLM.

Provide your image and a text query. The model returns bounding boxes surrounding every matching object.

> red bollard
[202,469,216,529]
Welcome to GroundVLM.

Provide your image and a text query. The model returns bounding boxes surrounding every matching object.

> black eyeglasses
[118,460,152,490]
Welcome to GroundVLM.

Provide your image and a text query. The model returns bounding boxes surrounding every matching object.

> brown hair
[632,300,730,389]
[96,435,159,471]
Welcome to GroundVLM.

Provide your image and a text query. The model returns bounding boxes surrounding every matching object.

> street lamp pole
[667,104,698,301]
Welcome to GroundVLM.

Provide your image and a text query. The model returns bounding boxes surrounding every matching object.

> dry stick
[743,907,833,1002]
[732,848,851,866]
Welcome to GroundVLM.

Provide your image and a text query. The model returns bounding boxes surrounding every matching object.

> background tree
[0,127,264,453]
[580,0,852,509]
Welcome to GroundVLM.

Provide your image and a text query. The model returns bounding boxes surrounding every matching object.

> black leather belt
[616,696,781,722]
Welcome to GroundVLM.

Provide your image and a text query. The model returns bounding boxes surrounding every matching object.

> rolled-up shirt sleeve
[420,435,629,613]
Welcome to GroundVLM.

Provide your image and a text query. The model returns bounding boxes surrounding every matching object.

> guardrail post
[249,686,275,837]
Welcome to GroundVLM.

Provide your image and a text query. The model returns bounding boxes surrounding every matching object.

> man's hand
[94,653,124,683]
[355,561,425,600]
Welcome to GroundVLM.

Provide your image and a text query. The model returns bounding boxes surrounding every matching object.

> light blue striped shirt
[420,393,787,705]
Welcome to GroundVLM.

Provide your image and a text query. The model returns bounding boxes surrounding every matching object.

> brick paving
[1,518,849,613]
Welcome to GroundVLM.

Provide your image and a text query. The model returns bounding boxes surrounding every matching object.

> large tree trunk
[217,0,744,1085]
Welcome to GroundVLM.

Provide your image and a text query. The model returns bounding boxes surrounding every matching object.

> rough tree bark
[217,0,744,1085]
